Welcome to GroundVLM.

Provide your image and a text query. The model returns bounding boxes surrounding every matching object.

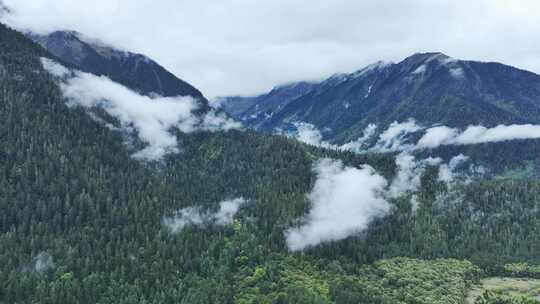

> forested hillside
[0,23,539,303]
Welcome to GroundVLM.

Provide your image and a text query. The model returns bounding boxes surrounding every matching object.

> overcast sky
[2,0,540,98]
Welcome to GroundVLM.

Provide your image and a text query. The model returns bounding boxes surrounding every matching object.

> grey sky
[3,0,540,98]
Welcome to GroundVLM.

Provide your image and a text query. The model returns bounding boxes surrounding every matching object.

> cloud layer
[33,252,55,273]
[376,121,540,152]
[293,119,540,154]
[163,198,246,233]
[388,153,437,198]
[285,159,390,251]
[293,122,376,152]
[3,0,540,97]
[339,124,377,153]
[41,58,240,160]
[417,125,540,148]
[285,152,476,251]
[370,120,421,153]
[293,122,336,149]
[437,154,470,183]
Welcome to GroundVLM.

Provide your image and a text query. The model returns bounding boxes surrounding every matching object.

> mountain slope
[223,53,540,142]
[0,22,392,302]
[220,81,318,124]
[27,30,208,105]
[2,23,540,303]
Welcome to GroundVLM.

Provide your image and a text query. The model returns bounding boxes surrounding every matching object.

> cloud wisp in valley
[417,124,540,149]
[285,152,476,251]
[370,119,421,153]
[285,159,390,251]
[292,119,540,154]
[163,198,247,233]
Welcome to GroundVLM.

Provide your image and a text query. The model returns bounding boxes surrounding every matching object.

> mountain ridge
[27,30,209,107]
[222,52,540,143]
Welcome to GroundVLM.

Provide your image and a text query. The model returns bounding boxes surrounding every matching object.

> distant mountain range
[222,52,540,143]
[21,29,540,175]
[27,30,208,107]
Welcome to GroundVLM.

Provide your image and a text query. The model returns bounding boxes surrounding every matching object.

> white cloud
[292,119,540,155]
[41,58,240,160]
[163,198,247,233]
[201,110,242,132]
[417,124,540,149]
[388,153,435,198]
[4,0,540,97]
[370,119,422,153]
[214,198,246,226]
[388,153,475,212]
[437,154,470,183]
[455,125,540,144]
[291,120,426,155]
[285,159,390,251]
[340,124,377,153]
[163,207,205,233]
[32,251,55,273]
[293,122,378,153]
[40,57,70,77]
[416,126,458,149]
[293,122,336,149]
[284,152,479,250]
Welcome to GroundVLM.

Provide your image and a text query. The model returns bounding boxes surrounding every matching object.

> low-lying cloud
[22,251,55,274]
[285,159,390,251]
[293,122,336,149]
[33,252,55,273]
[41,58,241,161]
[374,120,540,152]
[285,152,475,251]
[292,118,540,154]
[163,198,246,233]
[370,119,421,153]
[417,124,540,148]
[437,154,470,183]
[291,120,417,153]
[293,122,377,152]
[388,152,439,198]
[339,124,377,153]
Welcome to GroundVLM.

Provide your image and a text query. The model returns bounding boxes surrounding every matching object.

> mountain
[220,81,318,124]
[223,52,540,143]
[1,22,540,303]
[27,30,208,106]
